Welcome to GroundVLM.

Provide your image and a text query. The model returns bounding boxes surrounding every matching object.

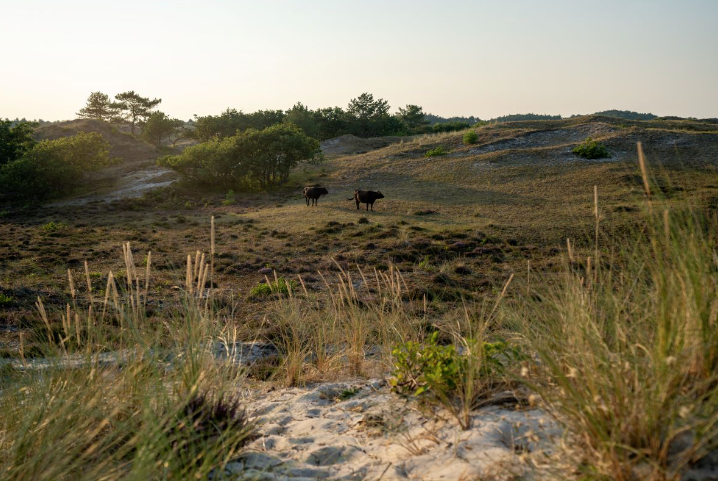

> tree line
[190,94,480,143]
[77,90,482,146]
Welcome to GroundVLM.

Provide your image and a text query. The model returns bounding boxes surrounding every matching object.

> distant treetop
[492,113,562,122]
[591,110,657,120]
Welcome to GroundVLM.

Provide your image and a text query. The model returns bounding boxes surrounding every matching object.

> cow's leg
[305,197,309,206]
[356,200,360,210]
[366,203,369,211]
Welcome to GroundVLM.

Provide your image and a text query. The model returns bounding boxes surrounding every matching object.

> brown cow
[348,189,385,211]
[303,186,329,206]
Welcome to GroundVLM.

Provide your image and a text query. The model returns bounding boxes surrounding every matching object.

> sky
[1,0,717,121]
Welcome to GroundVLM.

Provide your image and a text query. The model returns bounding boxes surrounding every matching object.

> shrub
[42,221,68,232]
[222,189,236,206]
[462,130,478,145]
[390,332,518,397]
[0,132,112,201]
[160,124,321,190]
[249,277,298,298]
[425,146,448,157]
[572,137,611,159]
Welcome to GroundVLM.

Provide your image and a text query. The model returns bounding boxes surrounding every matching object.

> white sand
[223,379,562,480]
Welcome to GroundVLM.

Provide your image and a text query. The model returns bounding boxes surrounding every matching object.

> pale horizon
[1,0,717,122]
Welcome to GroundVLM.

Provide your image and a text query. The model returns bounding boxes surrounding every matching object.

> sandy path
[225,380,561,480]
[47,162,177,208]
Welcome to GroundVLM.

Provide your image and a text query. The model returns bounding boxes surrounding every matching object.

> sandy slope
[225,380,561,480]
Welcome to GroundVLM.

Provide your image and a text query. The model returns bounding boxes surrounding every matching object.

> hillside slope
[34,119,158,164]
[34,119,177,205]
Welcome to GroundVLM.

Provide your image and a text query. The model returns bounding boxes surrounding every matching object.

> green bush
[425,146,448,157]
[222,190,236,206]
[160,124,321,190]
[390,332,519,397]
[0,132,112,201]
[42,221,68,232]
[462,130,478,145]
[249,277,298,298]
[572,137,611,159]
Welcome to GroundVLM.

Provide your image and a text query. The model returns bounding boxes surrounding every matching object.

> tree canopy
[114,91,162,135]
[76,92,117,121]
[398,104,430,132]
[142,111,185,148]
[0,119,37,166]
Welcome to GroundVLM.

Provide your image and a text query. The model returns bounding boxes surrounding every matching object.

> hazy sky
[1,0,717,121]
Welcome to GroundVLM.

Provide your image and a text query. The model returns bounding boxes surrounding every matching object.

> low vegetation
[462,129,478,144]
[572,136,612,159]
[424,145,448,157]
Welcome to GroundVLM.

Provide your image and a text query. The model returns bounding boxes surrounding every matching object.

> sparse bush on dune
[572,136,611,159]
[463,129,479,145]
[425,146,449,157]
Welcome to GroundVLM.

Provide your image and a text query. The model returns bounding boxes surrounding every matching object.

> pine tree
[76,92,116,121]
[114,91,161,135]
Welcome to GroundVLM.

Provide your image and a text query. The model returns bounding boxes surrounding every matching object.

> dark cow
[303,186,329,206]
[348,189,385,211]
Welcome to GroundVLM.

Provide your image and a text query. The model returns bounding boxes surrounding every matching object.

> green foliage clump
[572,137,612,159]
[390,332,519,397]
[425,146,448,157]
[249,277,298,299]
[0,132,112,201]
[462,130,479,145]
[0,293,14,306]
[160,124,321,190]
[42,221,68,232]
[0,119,37,166]
[222,190,236,206]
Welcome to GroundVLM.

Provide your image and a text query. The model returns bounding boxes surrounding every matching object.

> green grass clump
[424,146,448,157]
[42,221,67,232]
[462,130,479,145]
[0,293,14,306]
[249,276,298,298]
[572,137,611,159]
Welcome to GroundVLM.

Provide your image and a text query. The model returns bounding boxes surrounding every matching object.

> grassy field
[2,116,717,342]
[1,115,718,479]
